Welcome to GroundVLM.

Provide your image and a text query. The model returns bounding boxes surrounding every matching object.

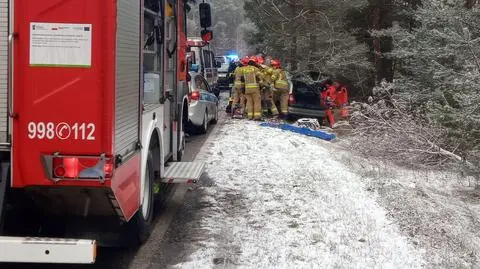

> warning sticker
[29,22,92,68]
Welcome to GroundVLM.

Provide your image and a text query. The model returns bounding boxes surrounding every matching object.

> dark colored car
[217,61,237,91]
[288,80,326,119]
[216,56,231,91]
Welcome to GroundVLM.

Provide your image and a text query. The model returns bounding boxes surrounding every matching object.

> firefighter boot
[232,88,244,114]
[270,98,279,117]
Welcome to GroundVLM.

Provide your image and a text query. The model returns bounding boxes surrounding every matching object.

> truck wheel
[0,164,9,234]
[177,131,185,161]
[178,104,188,161]
[128,152,154,245]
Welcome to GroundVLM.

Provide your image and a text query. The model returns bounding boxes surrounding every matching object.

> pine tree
[368,0,480,168]
[243,0,374,96]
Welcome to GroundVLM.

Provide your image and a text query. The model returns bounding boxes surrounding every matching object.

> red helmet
[271,59,281,69]
[240,56,250,65]
[256,56,265,65]
[248,56,258,64]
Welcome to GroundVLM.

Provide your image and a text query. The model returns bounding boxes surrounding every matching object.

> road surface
[5,93,475,268]
[3,108,225,269]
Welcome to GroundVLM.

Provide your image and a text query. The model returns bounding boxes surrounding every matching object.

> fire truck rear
[0,0,213,264]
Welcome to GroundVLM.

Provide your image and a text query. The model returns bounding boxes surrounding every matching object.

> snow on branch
[350,81,479,176]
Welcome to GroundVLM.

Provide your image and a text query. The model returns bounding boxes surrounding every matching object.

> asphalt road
[2,112,223,269]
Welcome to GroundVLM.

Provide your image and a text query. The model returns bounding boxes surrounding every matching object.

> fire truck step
[162,162,205,184]
[0,236,96,264]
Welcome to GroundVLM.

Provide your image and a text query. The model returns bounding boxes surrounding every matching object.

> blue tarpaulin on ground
[259,122,336,141]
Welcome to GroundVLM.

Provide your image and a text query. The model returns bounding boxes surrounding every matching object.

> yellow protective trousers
[245,88,262,120]
[231,88,245,111]
[274,89,289,114]
[263,87,279,115]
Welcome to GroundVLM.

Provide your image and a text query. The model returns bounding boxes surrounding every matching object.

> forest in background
[244,0,480,177]
[188,0,479,176]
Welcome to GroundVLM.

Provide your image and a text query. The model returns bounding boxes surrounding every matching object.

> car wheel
[198,110,208,134]
[211,104,218,124]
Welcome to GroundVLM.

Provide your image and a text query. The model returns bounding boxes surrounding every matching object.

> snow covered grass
[171,119,424,269]
[334,142,480,269]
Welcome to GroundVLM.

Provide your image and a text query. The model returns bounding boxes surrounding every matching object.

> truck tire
[127,152,154,245]
[178,105,188,161]
[0,164,8,234]
[177,131,185,161]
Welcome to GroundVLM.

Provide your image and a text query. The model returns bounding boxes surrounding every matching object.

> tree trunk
[307,0,319,79]
[289,2,298,72]
[370,0,394,83]
[381,0,394,82]
[371,3,382,83]
[466,0,477,9]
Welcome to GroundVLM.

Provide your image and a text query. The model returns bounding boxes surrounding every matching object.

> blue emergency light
[227,54,239,61]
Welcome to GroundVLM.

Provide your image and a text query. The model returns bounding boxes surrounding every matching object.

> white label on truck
[27,122,95,141]
[29,22,92,67]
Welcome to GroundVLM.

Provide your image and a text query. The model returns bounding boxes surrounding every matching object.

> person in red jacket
[320,79,332,106]
[335,85,349,119]
[321,80,338,127]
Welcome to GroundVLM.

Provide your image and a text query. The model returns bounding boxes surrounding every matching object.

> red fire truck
[0,0,212,264]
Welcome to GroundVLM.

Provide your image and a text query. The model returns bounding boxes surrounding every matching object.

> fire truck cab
[0,0,212,264]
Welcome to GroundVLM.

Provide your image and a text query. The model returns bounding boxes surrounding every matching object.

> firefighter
[243,57,263,120]
[231,57,248,114]
[256,55,266,68]
[271,59,289,117]
[260,60,279,117]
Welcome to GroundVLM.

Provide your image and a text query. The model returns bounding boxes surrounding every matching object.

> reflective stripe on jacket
[274,69,289,91]
[243,66,261,91]
[234,66,245,90]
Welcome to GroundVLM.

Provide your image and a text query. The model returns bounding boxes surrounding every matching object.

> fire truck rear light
[51,156,114,180]
[54,166,66,177]
[104,162,113,178]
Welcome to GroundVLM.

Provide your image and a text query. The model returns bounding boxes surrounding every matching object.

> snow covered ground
[336,148,480,269]
[169,119,426,269]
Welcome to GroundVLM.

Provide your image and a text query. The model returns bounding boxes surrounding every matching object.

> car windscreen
[292,80,321,105]
[192,75,209,92]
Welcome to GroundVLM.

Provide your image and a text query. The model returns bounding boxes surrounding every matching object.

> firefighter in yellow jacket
[231,57,248,114]
[272,59,290,116]
[260,64,279,116]
[243,57,263,120]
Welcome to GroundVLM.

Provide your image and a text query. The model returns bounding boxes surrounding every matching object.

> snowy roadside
[170,119,425,269]
[334,141,480,269]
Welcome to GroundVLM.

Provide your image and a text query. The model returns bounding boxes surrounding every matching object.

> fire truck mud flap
[162,162,205,184]
[0,236,96,264]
